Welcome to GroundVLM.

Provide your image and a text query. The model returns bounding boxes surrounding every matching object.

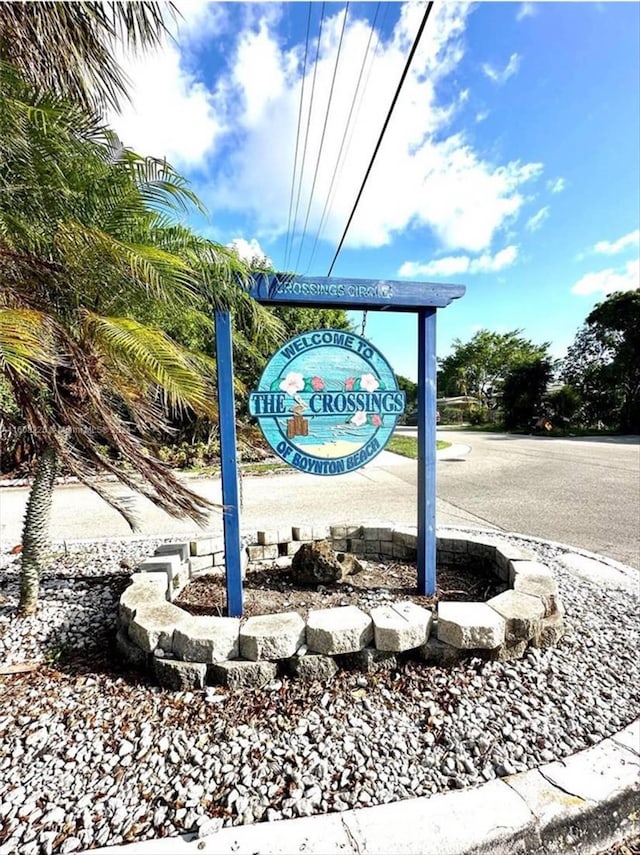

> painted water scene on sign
[249,330,405,474]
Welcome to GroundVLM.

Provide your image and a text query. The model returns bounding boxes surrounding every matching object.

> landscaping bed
[175,559,505,619]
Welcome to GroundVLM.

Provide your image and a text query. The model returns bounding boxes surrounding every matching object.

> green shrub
[466,404,490,425]
[440,406,464,424]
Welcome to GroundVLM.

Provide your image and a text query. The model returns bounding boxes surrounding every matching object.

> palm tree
[0,68,282,614]
[0,2,173,113]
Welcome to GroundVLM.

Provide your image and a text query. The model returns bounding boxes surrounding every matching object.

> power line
[319,2,390,262]
[294,3,350,273]
[284,2,326,271]
[283,3,313,271]
[304,2,382,274]
[327,1,435,277]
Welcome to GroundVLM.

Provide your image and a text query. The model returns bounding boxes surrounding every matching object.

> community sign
[249,329,405,475]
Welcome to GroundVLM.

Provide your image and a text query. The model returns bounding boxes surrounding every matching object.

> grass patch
[387,436,450,458]
[184,460,291,478]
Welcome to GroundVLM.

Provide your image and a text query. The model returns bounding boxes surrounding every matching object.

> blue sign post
[215,274,464,615]
[214,310,243,617]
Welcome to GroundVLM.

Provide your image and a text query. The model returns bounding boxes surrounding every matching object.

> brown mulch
[175,560,507,619]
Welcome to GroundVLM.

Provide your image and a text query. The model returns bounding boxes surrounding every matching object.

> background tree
[547,385,582,428]
[562,290,640,431]
[396,375,418,417]
[585,290,640,432]
[562,326,617,427]
[501,358,555,430]
[438,329,551,407]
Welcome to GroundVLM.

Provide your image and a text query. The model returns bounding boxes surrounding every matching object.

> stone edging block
[173,616,240,662]
[437,602,505,649]
[370,601,432,652]
[118,525,565,686]
[128,602,191,654]
[306,606,373,654]
[239,612,305,661]
[487,589,546,643]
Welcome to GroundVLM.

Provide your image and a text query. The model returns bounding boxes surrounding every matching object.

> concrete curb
[85,719,640,855]
[436,442,471,461]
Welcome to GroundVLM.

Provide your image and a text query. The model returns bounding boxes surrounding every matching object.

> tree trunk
[18,447,56,615]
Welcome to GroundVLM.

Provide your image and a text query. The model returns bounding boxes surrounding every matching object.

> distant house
[436,396,483,408]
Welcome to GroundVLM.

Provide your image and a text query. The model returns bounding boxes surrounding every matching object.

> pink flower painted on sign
[350,410,367,427]
[344,377,356,391]
[360,372,380,392]
[370,413,382,427]
[279,371,305,395]
[310,376,324,391]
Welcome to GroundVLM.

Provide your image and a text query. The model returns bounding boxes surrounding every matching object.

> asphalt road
[409,429,639,569]
[1,430,638,569]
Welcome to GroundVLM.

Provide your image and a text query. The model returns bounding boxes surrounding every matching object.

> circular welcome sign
[249,329,405,475]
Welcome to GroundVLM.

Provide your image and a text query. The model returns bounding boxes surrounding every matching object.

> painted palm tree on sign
[0,69,282,614]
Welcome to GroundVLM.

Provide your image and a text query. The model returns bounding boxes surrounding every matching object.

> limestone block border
[116,524,565,689]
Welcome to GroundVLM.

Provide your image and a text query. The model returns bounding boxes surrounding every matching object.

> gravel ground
[0,531,638,855]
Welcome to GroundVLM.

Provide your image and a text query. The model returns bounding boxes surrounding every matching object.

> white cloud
[172,1,228,47]
[110,2,545,262]
[399,245,518,278]
[593,229,640,255]
[571,259,639,296]
[526,206,550,232]
[206,4,542,260]
[547,177,566,194]
[516,3,537,22]
[482,53,521,85]
[107,3,226,167]
[227,237,272,267]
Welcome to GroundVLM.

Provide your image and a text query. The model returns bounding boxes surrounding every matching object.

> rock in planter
[290,540,363,586]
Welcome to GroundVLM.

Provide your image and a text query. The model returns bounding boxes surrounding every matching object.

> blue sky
[110,1,639,381]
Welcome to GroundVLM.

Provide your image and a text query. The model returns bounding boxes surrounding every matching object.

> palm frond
[55,221,200,306]
[0,308,56,378]
[0,3,173,112]
[121,151,206,216]
[82,312,218,417]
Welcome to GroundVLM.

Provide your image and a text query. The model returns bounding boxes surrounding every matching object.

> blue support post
[214,310,243,617]
[417,308,437,595]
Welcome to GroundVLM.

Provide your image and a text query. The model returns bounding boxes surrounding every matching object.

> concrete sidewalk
[0,446,479,545]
